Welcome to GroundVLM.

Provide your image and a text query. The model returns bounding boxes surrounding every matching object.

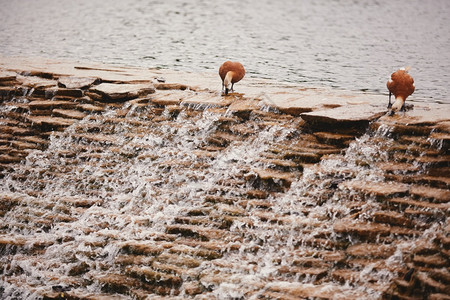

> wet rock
[68,261,90,276]
[388,197,448,211]
[166,224,225,241]
[58,76,100,89]
[0,125,36,136]
[346,243,396,258]
[149,89,190,106]
[52,109,87,120]
[228,99,260,117]
[168,244,222,260]
[181,91,234,108]
[377,103,450,126]
[0,235,26,254]
[265,282,368,299]
[98,274,141,294]
[313,131,355,146]
[154,82,188,90]
[1,57,450,299]
[183,281,203,295]
[206,131,241,147]
[378,162,421,174]
[416,271,449,294]
[374,211,414,227]
[334,220,391,238]
[28,100,77,110]
[278,266,328,280]
[26,115,77,129]
[339,180,409,198]
[300,104,387,127]
[120,241,163,256]
[409,185,450,203]
[16,75,58,89]
[0,86,17,100]
[89,83,155,102]
[50,87,84,98]
[252,168,294,190]
[413,254,447,267]
[126,265,182,287]
[77,103,105,113]
[0,71,17,83]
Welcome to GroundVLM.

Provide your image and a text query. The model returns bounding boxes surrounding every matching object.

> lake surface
[1,0,449,103]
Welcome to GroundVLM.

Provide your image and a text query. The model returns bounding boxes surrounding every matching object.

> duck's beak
[225,87,229,95]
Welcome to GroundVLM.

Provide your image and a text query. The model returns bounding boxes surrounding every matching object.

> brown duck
[387,67,415,115]
[219,61,245,95]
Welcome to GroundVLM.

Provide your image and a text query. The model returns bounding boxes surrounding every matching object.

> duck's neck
[224,71,234,87]
[391,96,405,112]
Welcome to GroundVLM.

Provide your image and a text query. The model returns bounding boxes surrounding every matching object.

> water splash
[1,102,445,298]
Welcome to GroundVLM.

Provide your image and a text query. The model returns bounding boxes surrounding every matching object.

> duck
[219,61,245,95]
[386,67,415,115]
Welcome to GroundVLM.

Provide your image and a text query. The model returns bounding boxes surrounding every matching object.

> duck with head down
[387,67,415,115]
[219,61,245,95]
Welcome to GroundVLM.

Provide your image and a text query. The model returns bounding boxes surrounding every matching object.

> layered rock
[0,57,449,299]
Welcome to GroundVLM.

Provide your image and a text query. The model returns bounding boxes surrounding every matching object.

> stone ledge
[88,82,155,102]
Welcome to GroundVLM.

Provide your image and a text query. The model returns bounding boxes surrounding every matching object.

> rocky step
[393,153,450,168]
[333,219,420,240]
[125,265,182,288]
[0,234,56,255]
[258,158,304,172]
[385,197,449,214]
[165,224,227,241]
[96,273,177,296]
[277,265,329,281]
[204,130,243,147]
[173,216,227,229]
[384,174,450,189]
[339,180,410,199]
[371,121,434,136]
[261,282,370,300]
[247,168,298,191]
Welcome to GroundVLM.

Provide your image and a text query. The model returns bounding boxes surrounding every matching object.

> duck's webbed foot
[400,103,406,112]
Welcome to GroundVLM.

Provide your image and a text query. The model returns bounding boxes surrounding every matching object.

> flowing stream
[2,99,444,299]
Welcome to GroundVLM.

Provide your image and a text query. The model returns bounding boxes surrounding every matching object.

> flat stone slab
[58,76,99,89]
[346,243,396,258]
[339,180,410,197]
[52,109,87,120]
[300,104,387,126]
[16,75,58,89]
[149,89,193,106]
[377,103,450,126]
[228,99,260,113]
[0,71,17,82]
[333,220,391,238]
[181,92,234,108]
[29,100,77,110]
[89,83,155,101]
[77,103,105,113]
[26,115,77,128]
[409,185,450,203]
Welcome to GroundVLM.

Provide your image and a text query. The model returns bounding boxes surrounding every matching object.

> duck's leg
[387,91,392,109]
[231,83,234,92]
[400,102,406,112]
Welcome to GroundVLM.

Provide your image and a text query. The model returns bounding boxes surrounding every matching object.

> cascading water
[0,98,448,299]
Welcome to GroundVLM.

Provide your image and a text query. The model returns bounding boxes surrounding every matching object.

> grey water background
[1,0,449,103]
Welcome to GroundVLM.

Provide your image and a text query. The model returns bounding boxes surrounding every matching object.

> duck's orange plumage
[219,61,245,95]
[386,68,415,114]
